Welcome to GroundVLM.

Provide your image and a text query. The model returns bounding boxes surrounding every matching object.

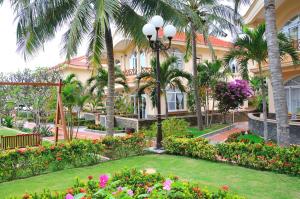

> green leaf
[74,193,86,199]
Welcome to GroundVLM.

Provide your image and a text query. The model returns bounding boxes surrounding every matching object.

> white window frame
[167,89,185,112]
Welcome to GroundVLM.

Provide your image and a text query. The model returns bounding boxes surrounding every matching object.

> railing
[291,39,300,51]
[141,67,152,73]
[0,133,42,150]
[124,69,137,76]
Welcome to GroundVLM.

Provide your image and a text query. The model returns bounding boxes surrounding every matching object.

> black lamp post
[142,16,177,149]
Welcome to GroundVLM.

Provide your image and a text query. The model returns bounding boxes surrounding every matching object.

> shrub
[33,126,54,137]
[143,118,190,138]
[0,140,104,182]
[87,124,106,131]
[226,131,264,144]
[163,137,300,176]
[20,169,244,199]
[102,133,146,159]
[2,116,14,128]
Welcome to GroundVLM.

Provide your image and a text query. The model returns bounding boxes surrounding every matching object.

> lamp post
[142,16,177,149]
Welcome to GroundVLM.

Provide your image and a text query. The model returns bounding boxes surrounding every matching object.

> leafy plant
[2,116,14,128]
[33,126,53,137]
[87,124,106,131]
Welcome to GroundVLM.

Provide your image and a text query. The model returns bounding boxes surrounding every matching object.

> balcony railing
[141,67,152,73]
[124,67,152,76]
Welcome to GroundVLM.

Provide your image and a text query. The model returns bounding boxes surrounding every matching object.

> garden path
[206,122,248,144]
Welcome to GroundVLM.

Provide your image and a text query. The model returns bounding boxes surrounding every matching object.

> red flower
[67,188,74,194]
[17,148,26,154]
[22,193,30,199]
[56,157,62,161]
[80,188,86,193]
[50,145,56,150]
[88,175,93,180]
[221,185,229,191]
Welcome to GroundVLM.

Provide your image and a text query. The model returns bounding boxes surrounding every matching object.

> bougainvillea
[214,80,252,118]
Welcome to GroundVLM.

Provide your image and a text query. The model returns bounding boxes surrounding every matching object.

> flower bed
[163,137,300,176]
[0,134,146,182]
[226,131,264,144]
[20,169,244,199]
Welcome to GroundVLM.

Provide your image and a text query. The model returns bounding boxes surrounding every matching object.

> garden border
[201,124,233,138]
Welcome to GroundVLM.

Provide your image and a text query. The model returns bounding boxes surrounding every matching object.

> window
[129,52,137,69]
[285,76,300,114]
[230,60,238,73]
[281,14,300,50]
[140,51,147,68]
[167,88,184,111]
[169,48,184,69]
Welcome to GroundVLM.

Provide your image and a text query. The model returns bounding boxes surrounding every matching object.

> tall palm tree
[137,56,191,117]
[165,0,240,130]
[224,24,299,142]
[8,0,181,135]
[87,66,128,97]
[263,0,292,145]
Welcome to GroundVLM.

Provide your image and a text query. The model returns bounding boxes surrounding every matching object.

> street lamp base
[146,147,166,154]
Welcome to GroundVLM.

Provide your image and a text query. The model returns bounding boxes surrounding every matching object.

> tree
[165,0,240,130]
[137,56,191,117]
[9,0,181,135]
[224,24,298,142]
[263,0,295,145]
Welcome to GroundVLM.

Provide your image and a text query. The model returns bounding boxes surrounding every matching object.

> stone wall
[248,113,300,144]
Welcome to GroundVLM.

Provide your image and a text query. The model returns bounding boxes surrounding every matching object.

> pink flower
[99,174,109,188]
[117,186,124,192]
[147,187,154,193]
[65,193,74,199]
[127,189,134,196]
[163,179,172,191]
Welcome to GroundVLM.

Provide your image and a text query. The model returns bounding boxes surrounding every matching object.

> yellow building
[244,0,300,114]
[52,32,235,118]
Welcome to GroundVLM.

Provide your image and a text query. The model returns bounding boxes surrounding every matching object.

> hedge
[163,137,300,176]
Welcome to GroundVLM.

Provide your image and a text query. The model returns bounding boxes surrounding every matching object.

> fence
[0,133,42,150]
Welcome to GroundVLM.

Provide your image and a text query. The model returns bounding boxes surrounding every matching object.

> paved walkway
[206,122,248,144]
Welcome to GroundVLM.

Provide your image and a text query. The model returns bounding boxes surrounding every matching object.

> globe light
[150,33,157,41]
[164,25,177,39]
[142,23,156,37]
[150,15,164,28]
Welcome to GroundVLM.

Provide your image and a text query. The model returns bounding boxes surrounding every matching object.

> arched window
[169,48,184,70]
[230,59,238,73]
[140,51,147,68]
[285,76,300,114]
[281,14,300,50]
[129,51,137,69]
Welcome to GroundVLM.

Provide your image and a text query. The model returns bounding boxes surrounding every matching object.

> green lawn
[1,155,299,199]
[0,127,21,136]
[188,123,229,137]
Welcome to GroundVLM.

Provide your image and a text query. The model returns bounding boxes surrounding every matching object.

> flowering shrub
[163,137,300,176]
[102,133,146,159]
[226,131,264,144]
[20,169,244,199]
[214,80,252,119]
[0,140,104,182]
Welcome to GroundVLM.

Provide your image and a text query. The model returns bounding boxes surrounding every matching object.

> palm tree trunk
[258,62,268,141]
[191,23,203,130]
[264,0,290,145]
[104,24,115,136]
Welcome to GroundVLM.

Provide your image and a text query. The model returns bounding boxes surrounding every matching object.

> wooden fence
[0,134,42,150]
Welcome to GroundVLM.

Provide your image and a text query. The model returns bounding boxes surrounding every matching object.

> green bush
[33,126,54,137]
[226,131,264,144]
[163,137,300,176]
[2,116,14,128]
[19,168,244,199]
[87,124,106,131]
[0,140,104,182]
[143,118,191,138]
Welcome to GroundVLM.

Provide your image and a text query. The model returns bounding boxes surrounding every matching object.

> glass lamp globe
[150,15,164,28]
[164,25,177,38]
[150,33,157,41]
[142,23,156,37]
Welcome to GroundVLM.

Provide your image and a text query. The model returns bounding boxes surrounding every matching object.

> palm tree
[198,59,231,126]
[62,74,83,140]
[137,56,191,117]
[263,0,292,145]
[224,24,299,142]
[165,0,240,130]
[87,66,128,97]
[8,0,180,135]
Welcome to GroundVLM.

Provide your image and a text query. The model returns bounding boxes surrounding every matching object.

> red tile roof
[51,56,89,71]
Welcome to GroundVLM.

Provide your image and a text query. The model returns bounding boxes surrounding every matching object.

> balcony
[124,67,152,76]
[291,39,300,51]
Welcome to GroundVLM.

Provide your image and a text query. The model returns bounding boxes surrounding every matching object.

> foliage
[163,137,300,176]
[20,168,244,199]
[143,118,191,138]
[188,124,229,137]
[2,116,14,128]
[33,125,54,137]
[214,80,252,117]
[102,133,146,159]
[226,131,264,144]
[0,140,105,182]
[115,96,134,115]
[87,124,106,131]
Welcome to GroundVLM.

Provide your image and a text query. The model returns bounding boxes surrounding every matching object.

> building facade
[244,0,300,115]
[53,32,234,118]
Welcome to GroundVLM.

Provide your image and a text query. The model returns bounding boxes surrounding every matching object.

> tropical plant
[137,56,191,117]
[2,116,14,128]
[87,66,128,97]
[165,0,242,130]
[75,95,90,138]
[224,23,299,142]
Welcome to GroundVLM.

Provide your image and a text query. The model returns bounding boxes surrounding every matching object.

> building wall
[61,67,92,85]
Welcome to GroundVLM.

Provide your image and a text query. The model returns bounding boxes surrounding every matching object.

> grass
[0,127,22,136]
[237,134,264,144]
[1,155,299,199]
[188,123,229,137]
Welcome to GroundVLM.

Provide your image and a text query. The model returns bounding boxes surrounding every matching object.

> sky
[0,1,248,74]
